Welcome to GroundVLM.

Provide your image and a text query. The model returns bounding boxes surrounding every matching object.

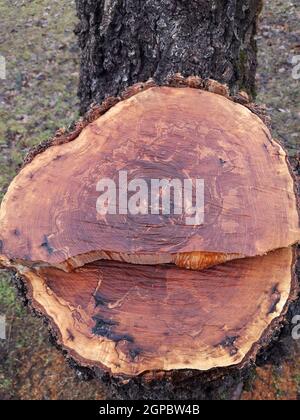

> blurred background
[0,0,299,400]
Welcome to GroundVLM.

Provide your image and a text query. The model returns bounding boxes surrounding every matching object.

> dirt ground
[0,0,299,400]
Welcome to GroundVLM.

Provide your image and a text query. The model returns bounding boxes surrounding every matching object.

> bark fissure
[75,0,263,113]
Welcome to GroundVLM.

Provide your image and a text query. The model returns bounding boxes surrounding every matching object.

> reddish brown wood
[0,86,299,272]
[20,248,296,376]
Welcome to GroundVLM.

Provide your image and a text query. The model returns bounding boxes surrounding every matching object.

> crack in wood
[93,292,111,307]
[66,328,75,342]
[267,284,281,315]
[92,315,134,344]
[40,235,54,255]
[218,335,239,356]
[128,347,142,361]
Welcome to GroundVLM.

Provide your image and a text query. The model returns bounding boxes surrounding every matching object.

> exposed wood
[0,86,299,272]
[19,248,296,377]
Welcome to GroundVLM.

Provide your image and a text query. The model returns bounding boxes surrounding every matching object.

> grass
[256,0,300,158]
[0,0,105,400]
[0,0,79,200]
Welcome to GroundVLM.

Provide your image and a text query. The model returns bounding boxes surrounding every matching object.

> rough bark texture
[75,0,263,114]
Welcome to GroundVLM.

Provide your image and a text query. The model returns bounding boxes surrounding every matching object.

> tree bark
[75,0,263,114]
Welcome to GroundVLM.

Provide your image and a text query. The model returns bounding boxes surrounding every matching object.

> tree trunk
[75,0,263,114]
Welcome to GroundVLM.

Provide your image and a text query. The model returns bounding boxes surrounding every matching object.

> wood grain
[0,87,299,271]
[20,248,295,376]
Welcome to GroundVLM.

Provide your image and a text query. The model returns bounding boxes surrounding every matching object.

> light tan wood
[0,87,299,271]
[20,248,295,376]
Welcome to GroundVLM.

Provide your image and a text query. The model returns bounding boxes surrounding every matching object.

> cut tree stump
[0,79,299,394]
[0,83,299,272]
